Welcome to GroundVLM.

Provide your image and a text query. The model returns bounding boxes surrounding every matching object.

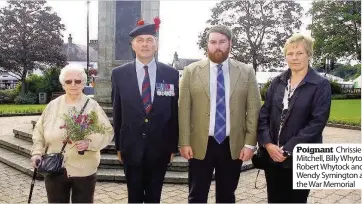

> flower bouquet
[60,107,106,155]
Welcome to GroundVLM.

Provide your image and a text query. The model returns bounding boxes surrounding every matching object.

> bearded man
[178,25,262,203]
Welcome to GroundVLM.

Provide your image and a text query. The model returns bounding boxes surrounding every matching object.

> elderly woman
[30,64,114,203]
[257,33,332,203]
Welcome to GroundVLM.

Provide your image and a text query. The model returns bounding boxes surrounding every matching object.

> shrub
[14,92,38,104]
[16,67,63,103]
[332,94,361,100]
[42,68,63,102]
[260,80,272,101]
[329,80,342,95]
[0,89,18,103]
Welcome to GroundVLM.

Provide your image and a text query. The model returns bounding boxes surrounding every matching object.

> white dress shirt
[208,59,254,150]
[209,60,230,136]
[135,58,157,102]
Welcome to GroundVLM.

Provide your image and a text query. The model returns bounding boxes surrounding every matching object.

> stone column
[94,1,160,106]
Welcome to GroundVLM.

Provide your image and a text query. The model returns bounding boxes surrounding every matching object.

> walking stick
[28,167,38,203]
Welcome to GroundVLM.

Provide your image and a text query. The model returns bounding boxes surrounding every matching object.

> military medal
[156,83,161,96]
[170,84,175,96]
[161,83,165,96]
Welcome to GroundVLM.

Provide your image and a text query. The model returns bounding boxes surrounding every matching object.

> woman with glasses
[30,64,114,203]
[257,33,332,203]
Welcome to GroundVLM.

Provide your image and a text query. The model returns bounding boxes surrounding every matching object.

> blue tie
[214,64,226,144]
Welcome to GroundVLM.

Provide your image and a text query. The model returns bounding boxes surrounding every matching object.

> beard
[208,47,230,64]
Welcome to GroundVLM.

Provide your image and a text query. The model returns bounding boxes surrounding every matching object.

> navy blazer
[257,68,332,152]
[111,60,179,165]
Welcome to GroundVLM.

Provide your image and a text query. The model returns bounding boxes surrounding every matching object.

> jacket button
[206,128,209,131]
[142,133,146,138]
[207,112,210,116]
[145,119,149,123]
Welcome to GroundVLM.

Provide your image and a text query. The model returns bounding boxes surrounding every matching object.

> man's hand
[170,153,174,162]
[75,140,89,151]
[117,151,123,163]
[239,147,254,161]
[179,145,193,160]
[265,143,286,162]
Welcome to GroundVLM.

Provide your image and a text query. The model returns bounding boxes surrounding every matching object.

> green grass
[0,104,46,114]
[329,99,361,126]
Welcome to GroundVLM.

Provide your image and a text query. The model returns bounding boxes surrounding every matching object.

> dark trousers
[264,165,310,203]
[45,172,96,203]
[188,137,242,203]
[123,155,169,203]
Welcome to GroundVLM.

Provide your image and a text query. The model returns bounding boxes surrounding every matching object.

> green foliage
[314,63,361,81]
[0,0,67,95]
[308,1,361,63]
[198,0,303,72]
[352,64,361,80]
[0,89,18,103]
[330,64,361,81]
[329,80,342,95]
[42,68,63,101]
[14,92,38,104]
[15,67,63,102]
[260,80,272,101]
[61,108,106,142]
[332,94,361,100]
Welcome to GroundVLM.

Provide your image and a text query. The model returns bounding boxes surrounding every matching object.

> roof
[62,43,98,62]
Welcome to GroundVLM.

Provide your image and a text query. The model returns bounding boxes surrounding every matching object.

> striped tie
[214,64,226,144]
[142,66,152,114]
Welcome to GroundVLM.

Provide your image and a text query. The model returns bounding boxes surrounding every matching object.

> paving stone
[0,116,360,203]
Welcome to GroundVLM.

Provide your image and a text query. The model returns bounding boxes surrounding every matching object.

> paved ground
[0,116,360,203]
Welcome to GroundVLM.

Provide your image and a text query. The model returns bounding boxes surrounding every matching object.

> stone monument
[94,1,160,105]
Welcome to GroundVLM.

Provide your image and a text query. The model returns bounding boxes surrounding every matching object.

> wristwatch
[283,151,292,158]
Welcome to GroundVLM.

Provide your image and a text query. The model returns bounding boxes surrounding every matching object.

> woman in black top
[257,33,332,203]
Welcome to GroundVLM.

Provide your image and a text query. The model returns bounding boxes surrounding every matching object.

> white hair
[59,64,87,86]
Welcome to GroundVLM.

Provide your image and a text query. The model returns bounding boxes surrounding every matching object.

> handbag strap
[59,98,90,153]
[254,170,267,189]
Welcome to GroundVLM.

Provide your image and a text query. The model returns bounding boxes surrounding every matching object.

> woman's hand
[31,155,42,169]
[75,140,90,151]
[265,143,286,162]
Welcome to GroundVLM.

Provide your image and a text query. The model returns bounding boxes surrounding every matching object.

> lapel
[127,61,146,115]
[196,59,210,98]
[149,62,165,117]
[228,59,241,97]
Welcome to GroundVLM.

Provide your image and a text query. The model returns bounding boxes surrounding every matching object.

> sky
[0,0,312,64]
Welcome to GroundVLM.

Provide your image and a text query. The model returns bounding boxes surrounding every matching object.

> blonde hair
[283,33,314,57]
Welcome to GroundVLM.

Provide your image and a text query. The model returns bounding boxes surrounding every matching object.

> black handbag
[252,145,293,170]
[251,146,269,170]
[37,98,90,175]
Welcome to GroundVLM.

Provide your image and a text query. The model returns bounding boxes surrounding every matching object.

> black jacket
[111,61,179,165]
[257,68,332,152]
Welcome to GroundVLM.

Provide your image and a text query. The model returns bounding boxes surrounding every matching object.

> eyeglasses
[64,79,82,85]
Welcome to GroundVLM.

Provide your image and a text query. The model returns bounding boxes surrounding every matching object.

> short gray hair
[207,25,233,42]
[59,64,87,86]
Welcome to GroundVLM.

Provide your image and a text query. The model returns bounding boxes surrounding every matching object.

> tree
[308,1,361,64]
[330,63,361,81]
[0,0,67,95]
[198,0,303,72]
